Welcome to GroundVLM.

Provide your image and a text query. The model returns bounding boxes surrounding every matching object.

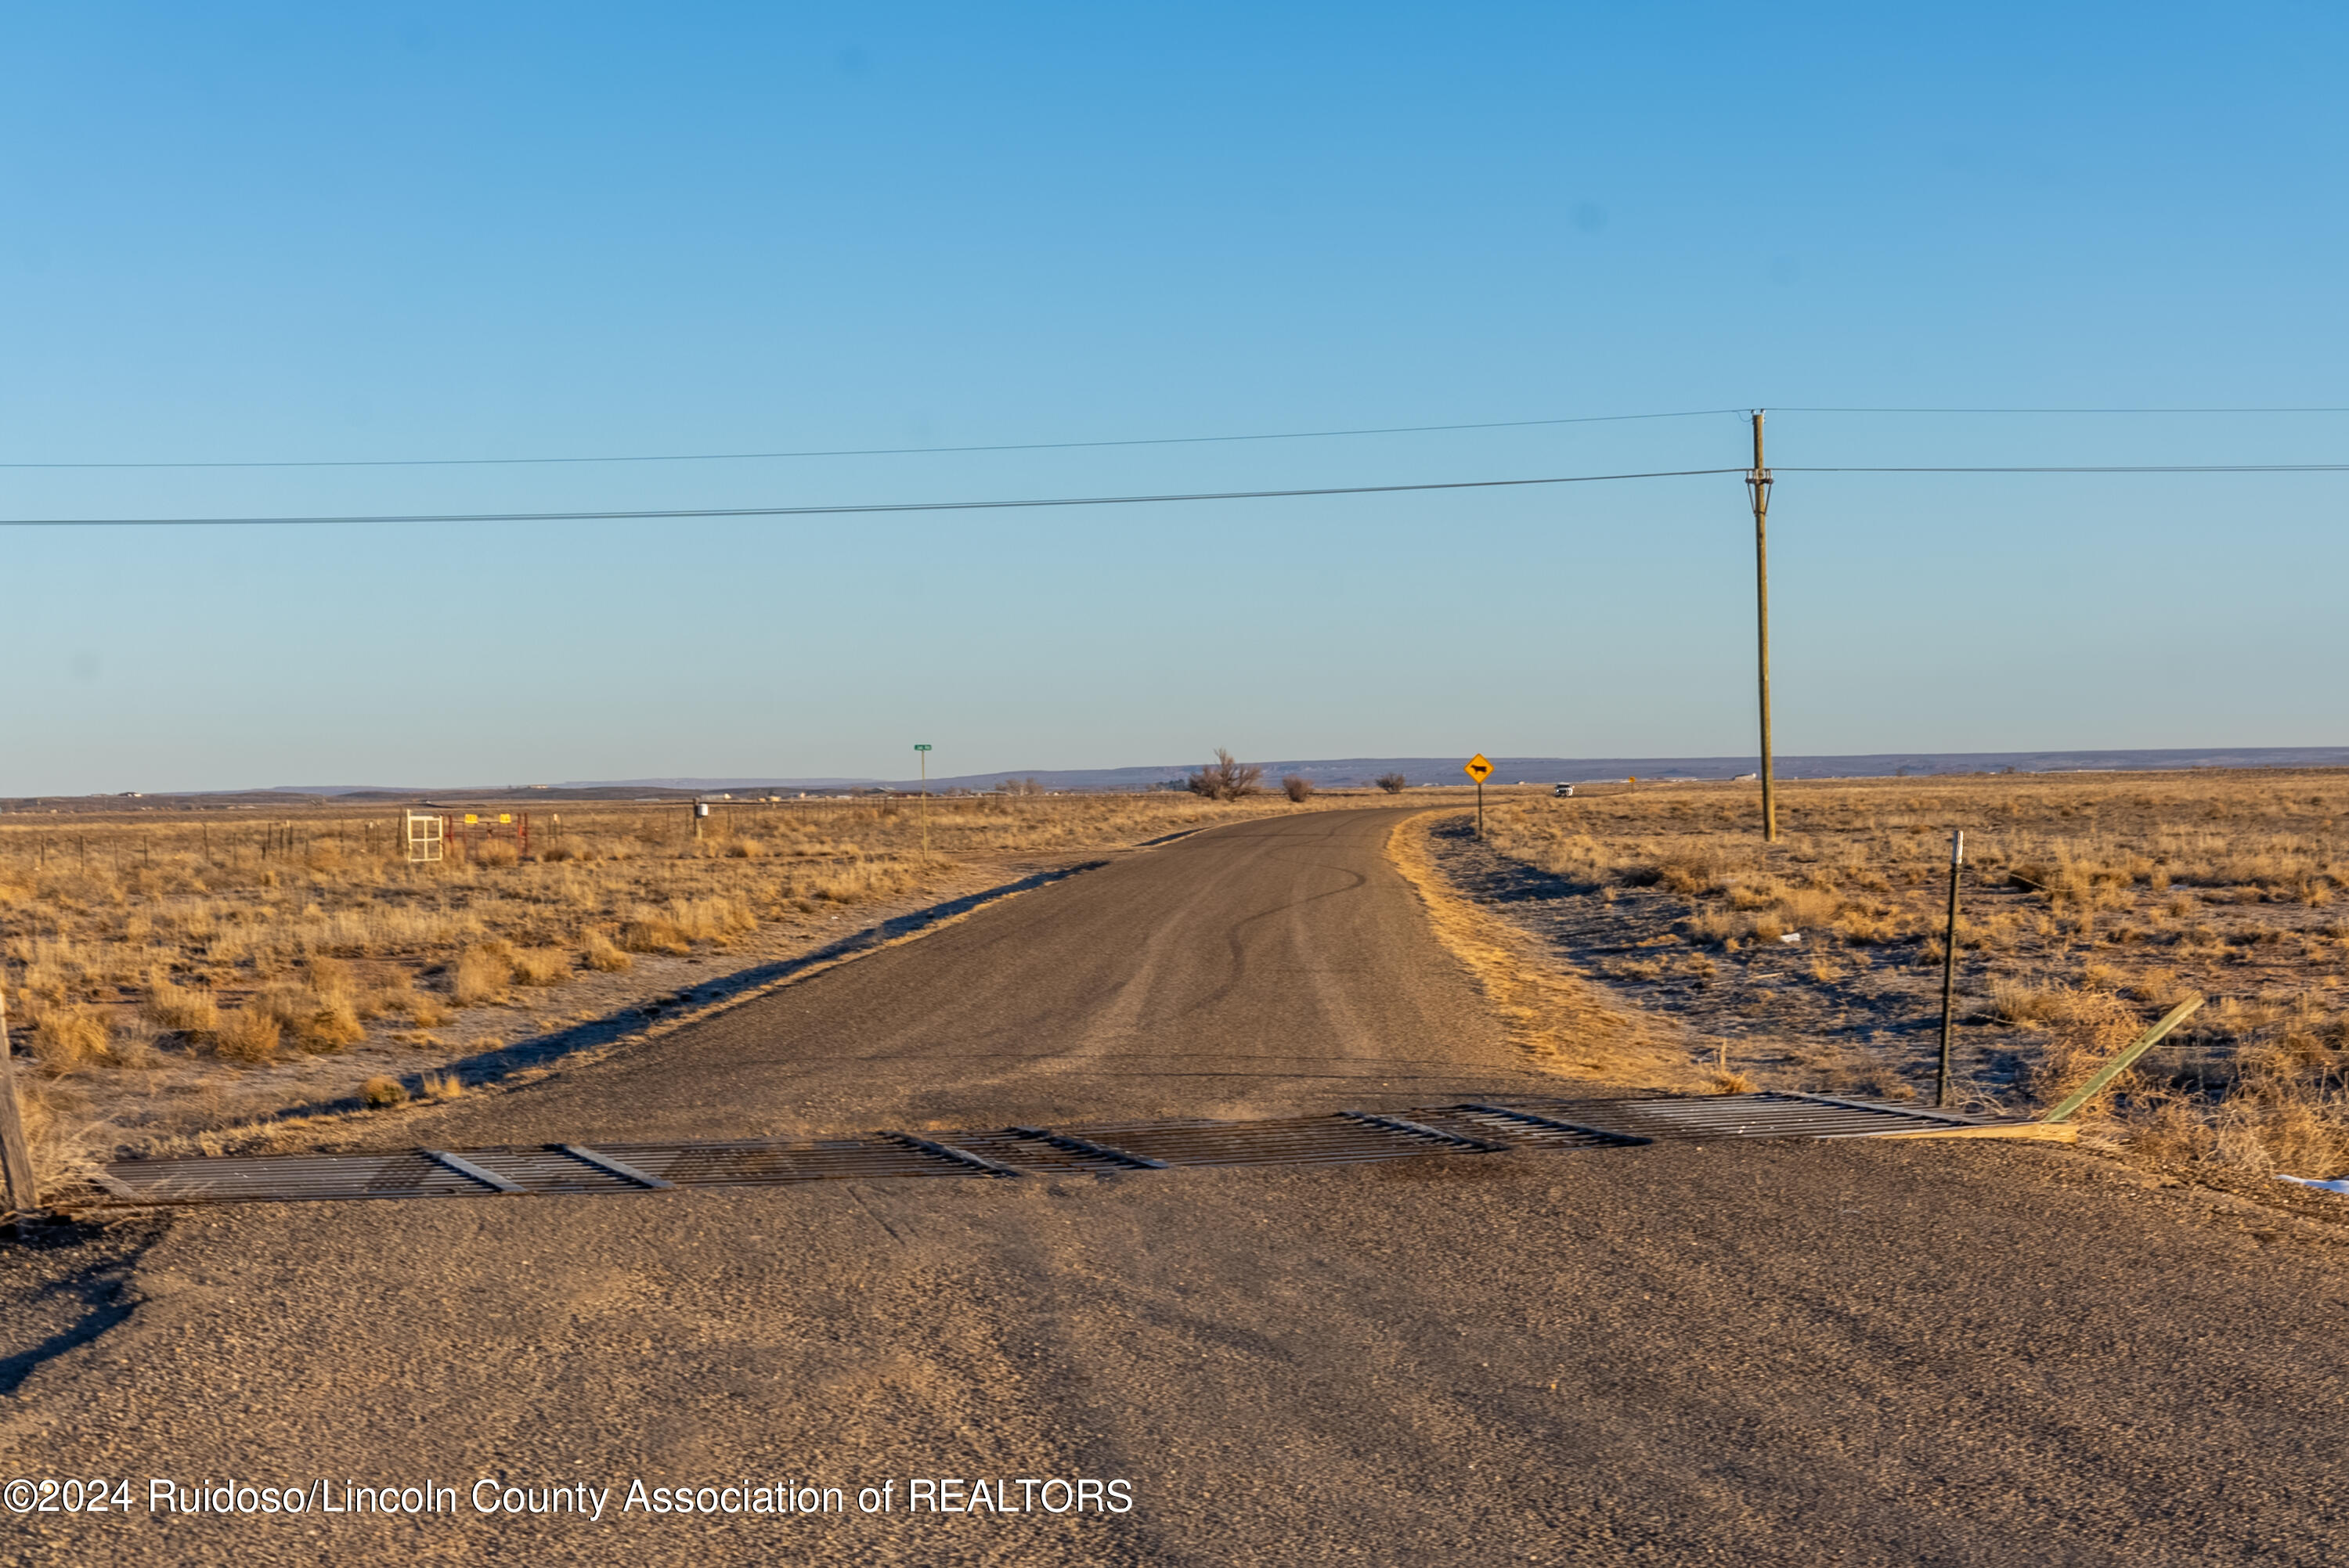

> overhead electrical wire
[2,402,2340,472]
[0,467,1748,527]
[0,407,1750,471]
[1776,463,2349,474]
[4,460,2344,528]
[1774,406,2349,415]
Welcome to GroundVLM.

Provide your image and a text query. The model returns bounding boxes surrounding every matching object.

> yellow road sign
[1463,755,1493,783]
[498,813,512,824]
[464,813,478,824]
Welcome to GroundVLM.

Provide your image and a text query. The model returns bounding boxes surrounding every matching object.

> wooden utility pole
[915,744,933,862]
[1748,410,1777,842]
[0,989,39,1227]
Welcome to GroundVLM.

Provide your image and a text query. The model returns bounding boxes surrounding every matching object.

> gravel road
[4,809,2345,1565]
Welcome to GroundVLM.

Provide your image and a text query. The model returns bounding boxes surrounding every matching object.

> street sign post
[1464,754,1493,838]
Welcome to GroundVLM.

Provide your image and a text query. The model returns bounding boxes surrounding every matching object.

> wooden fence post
[0,989,39,1225]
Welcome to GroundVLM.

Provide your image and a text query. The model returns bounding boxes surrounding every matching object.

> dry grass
[0,789,1372,1186]
[450,944,514,1006]
[31,1007,108,1074]
[1387,816,1698,1088]
[581,931,633,972]
[213,1004,283,1063]
[1474,770,2349,1178]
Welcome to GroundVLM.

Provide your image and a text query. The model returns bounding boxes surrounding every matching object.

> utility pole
[1748,410,1777,842]
[914,744,933,861]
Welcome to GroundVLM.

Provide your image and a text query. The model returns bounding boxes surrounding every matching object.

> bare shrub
[669,896,756,944]
[511,947,571,987]
[298,995,367,1051]
[306,955,355,999]
[451,944,514,1005]
[1831,908,1901,945]
[1990,979,2069,1025]
[1775,887,1842,930]
[369,975,448,1026]
[582,931,633,972]
[1375,773,1409,795]
[419,1069,464,1101]
[1657,852,1729,897]
[109,1016,165,1069]
[31,1006,108,1073]
[619,916,691,955]
[214,1005,283,1063]
[1282,776,1315,803]
[361,1075,407,1108]
[2020,990,2145,1113]
[145,979,220,1035]
[1705,1069,1755,1094]
[250,984,365,1052]
[1683,908,1742,946]
[1189,749,1265,802]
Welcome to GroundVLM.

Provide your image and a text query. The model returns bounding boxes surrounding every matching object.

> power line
[0,467,1748,528]
[1779,463,2349,473]
[5,403,2342,470]
[4,458,2342,529]
[0,407,1748,472]
[1775,406,2349,415]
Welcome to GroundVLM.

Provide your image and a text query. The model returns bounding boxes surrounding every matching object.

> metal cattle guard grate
[86,1093,2002,1209]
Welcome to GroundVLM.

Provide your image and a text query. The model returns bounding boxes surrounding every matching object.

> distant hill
[871,746,2349,792]
[236,744,2349,798]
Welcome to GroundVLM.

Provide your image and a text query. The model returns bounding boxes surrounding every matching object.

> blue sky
[3,3,2343,791]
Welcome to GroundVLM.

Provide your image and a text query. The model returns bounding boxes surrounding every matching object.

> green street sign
[914,744,932,751]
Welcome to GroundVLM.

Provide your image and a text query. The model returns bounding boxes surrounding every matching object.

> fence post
[1936,830,1963,1107]
[2041,997,2206,1124]
[0,989,39,1227]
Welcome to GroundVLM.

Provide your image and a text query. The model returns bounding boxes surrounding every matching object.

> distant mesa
[21,745,2344,806]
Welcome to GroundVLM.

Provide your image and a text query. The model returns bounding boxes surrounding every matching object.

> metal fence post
[1936,830,1963,1107]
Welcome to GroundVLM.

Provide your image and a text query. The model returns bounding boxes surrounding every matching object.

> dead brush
[618,913,691,955]
[1683,908,1744,946]
[368,975,449,1026]
[511,946,572,986]
[2019,990,2148,1113]
[144,978,221,1035]
[1656,852,1730,897]
[1831,907,1902,945]
[29,1005,109,1073]
[451,943,514,1004]
[1774,887,1842,932]
[213,1004,283,1062]
[581,929,633,971]
[252,984,366,1052]
[667,896,756,944]
[11,1076,115,1192]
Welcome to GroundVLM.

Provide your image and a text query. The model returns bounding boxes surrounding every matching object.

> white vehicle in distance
[1553,784,1575,798]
